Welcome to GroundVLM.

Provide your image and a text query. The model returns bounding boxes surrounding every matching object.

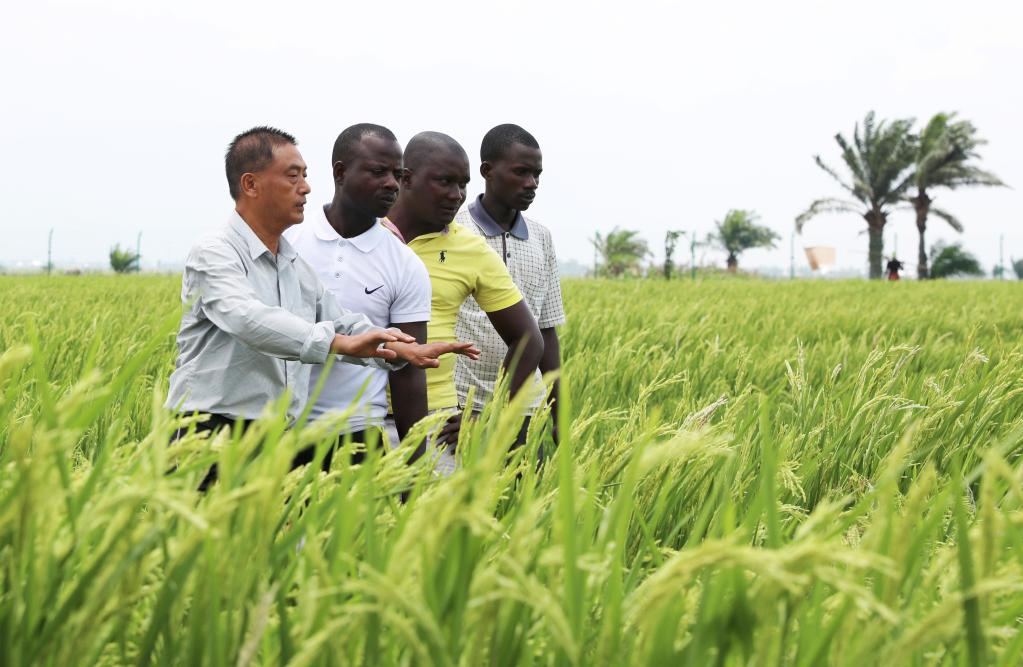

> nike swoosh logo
[364,285,384,294]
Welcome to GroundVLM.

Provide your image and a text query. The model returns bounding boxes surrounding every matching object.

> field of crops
[2,274,1023,666]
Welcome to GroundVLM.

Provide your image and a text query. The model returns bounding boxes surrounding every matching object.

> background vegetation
[585,111,1005,281]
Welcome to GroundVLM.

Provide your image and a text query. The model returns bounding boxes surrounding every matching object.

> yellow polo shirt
[406,222,523,409]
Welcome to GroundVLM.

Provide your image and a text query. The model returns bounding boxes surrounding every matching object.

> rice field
[2,274,1023,666]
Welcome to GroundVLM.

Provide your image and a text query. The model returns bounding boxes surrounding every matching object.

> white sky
[2,0,1021,275]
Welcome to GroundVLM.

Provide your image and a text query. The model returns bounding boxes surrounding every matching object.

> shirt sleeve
[471,238,523,313]
[390,255,432,324]
[537,227,567,328]
[189,241,337,364]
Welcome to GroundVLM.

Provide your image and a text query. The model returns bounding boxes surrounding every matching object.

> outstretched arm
[190,242,402,364]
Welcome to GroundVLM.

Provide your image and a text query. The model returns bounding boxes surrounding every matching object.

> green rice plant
[1,275,1023,665]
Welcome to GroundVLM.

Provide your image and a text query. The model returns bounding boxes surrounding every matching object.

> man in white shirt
[286,124,479,467]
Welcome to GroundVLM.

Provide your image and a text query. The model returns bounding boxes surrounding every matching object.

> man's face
[402,148,470,230]
[248,143,310,227]
[483,143,542,211]
[337,135,403,218]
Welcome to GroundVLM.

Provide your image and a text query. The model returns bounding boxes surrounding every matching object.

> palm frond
[795,198,862,231]
[813,156,858,197]
[869,117,916,201]
[856,112,875,160]
[937,165,1006,189]
[886,169,918,205]
[929,206,964,233]
[913,113,1006,191]
[835,134,875,201]
[917,113,952,156]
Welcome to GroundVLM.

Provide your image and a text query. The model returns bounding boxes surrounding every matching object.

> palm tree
[109,244,139,273]
[907,113,1004,279]
[707,209,779,272]
[929,241,983,279]
[796,112,916,279]
[591,228,649,277]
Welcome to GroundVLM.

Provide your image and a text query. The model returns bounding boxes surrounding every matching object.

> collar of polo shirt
[310,205,388,254]
[467,195,529,240]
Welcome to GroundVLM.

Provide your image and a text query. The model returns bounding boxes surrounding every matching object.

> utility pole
[47,228,53,275]
[789,232,795,279]
[690,231,696,281]
[136,231,142,273]
[999,234,1005,280]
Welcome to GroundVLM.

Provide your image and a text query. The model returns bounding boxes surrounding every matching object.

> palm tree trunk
[913,191,931,279]
[865,211,885,279]
[726,253,738,273]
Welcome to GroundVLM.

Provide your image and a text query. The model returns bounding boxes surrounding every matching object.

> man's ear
[400,167,413,186]
[240,172,259,198]
[333,160,346,185]
[480,161,493,180]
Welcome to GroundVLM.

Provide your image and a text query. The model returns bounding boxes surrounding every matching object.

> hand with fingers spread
[330,328,415,360]
[386,339,482,369]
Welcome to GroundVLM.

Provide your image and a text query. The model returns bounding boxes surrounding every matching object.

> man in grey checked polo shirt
[454,124,566,445]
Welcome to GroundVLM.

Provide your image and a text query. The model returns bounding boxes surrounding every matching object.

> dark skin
[388,142,544,444]
[479,142,542,228]
[325,134,404,238]
[481,142,563,440]
[326,134,479,455]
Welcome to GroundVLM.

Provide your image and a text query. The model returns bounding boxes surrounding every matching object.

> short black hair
[225,126,297,200]
[332,123,398,165]
[404,131,468,172]
[480,124,540,163]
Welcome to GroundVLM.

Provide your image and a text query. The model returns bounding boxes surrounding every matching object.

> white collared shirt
[166,211,399,421]
[285,205,431,430]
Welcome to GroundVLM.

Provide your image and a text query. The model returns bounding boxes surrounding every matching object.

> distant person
[384,131,544,473]
[166,126,462,489]
[284,123,479,467]
[454,124,566,447]
[886,256,904,281]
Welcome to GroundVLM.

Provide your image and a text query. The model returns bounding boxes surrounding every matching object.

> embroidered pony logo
[439,250,447,263]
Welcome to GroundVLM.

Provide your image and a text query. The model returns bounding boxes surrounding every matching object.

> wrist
[383,341,409,358]
[330,334,347,355]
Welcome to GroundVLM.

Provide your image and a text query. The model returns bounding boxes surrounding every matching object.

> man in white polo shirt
[454,124,566,452]
[286,124,479,467]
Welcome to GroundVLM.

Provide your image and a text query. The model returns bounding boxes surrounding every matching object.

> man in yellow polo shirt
[385,131,544,455]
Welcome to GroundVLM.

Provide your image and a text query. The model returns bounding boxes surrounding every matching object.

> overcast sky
[3,0,1020,275]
